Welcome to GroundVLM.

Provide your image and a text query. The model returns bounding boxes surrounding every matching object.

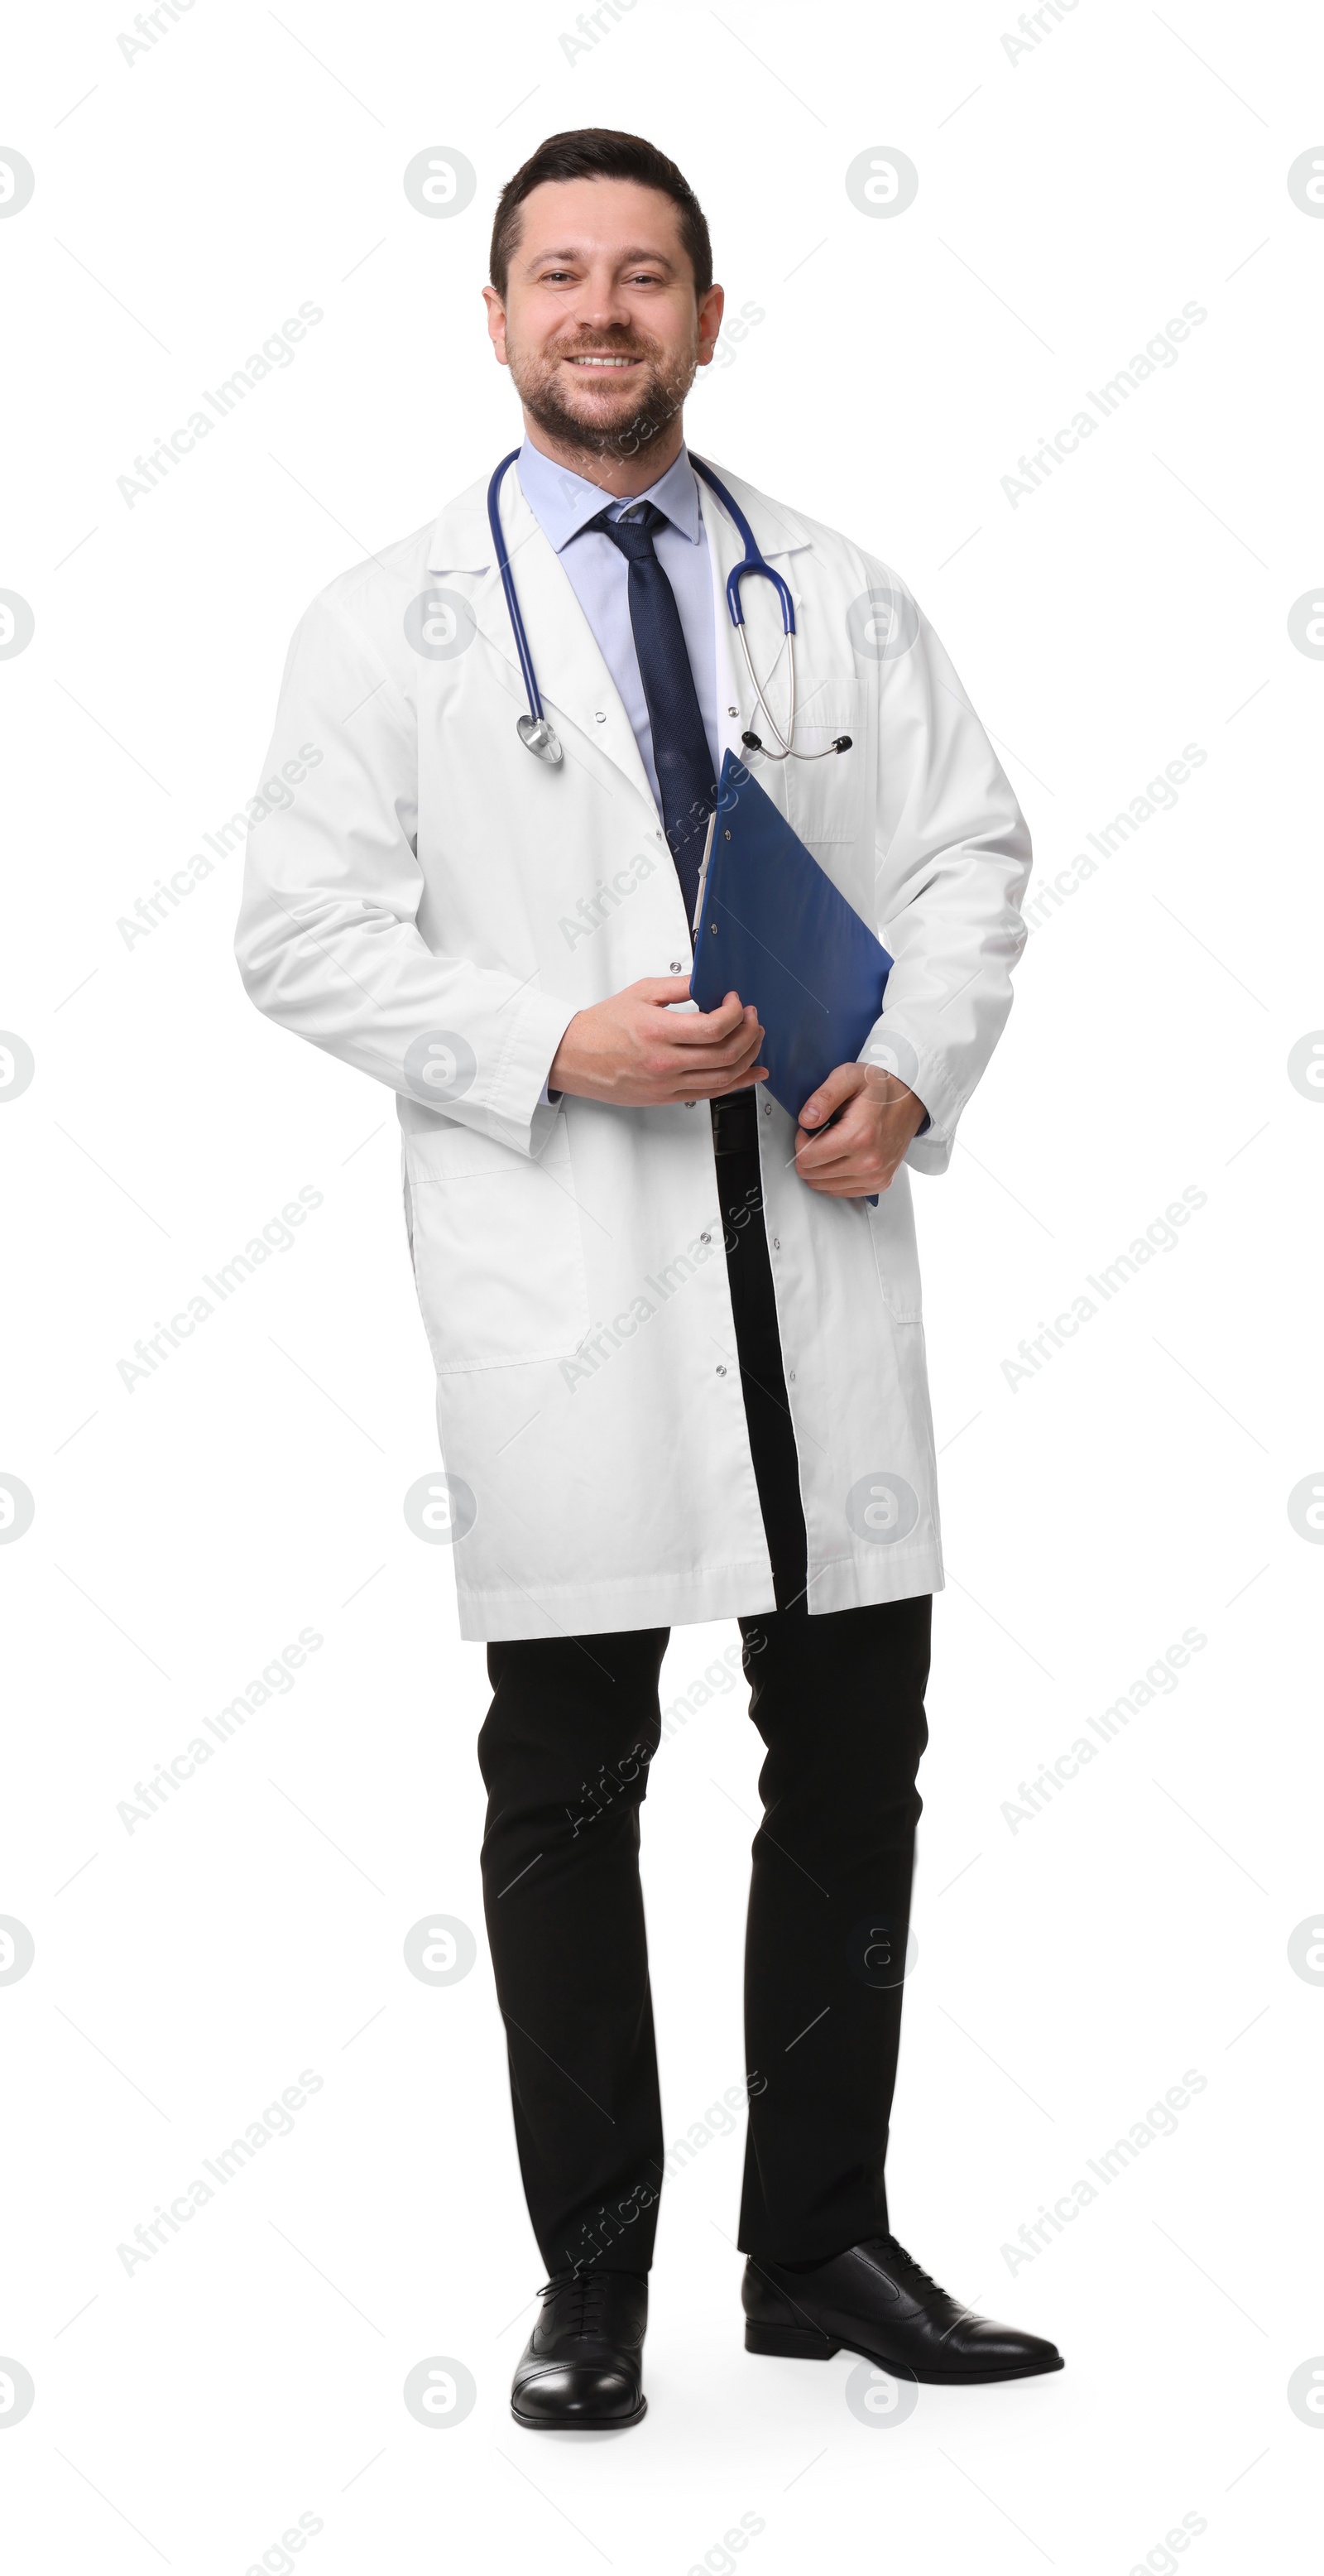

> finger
[667,990,751,1046]
[802,1168,890,1198]
[798,1062,866,1127]
[799,1135,894,1189]
[669,1019,765,1069]
[636,975,699,1005]
[716,1021,765,1065]
[712,1063,769,1092]
[799,1141,886,1185]
[668,1065,769,1100]
[798,1145,869,1185]
[665,1065,768,1097]
[660,1026,763,1078]
[795,1100,871,1165]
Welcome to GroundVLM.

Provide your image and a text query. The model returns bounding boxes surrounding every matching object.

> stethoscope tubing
[486,448,842,765]
[487,447,547,722]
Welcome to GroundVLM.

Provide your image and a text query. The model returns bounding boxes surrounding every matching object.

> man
[236,127,1062,2428]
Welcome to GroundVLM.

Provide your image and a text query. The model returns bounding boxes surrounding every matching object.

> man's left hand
[794,1065,927,1198]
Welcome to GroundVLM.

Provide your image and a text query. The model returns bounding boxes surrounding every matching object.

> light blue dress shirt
[516,437,724,804]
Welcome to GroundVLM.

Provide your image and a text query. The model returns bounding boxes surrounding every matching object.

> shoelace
[538,2270,611,2338]
[884,2239,947,2302]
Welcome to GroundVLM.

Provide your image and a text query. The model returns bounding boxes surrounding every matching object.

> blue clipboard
[689,752,893,1193]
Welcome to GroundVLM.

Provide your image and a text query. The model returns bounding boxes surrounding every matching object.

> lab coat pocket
[404,1111,590,1373]
[866,1170,923,1324]
[784,680,864,846]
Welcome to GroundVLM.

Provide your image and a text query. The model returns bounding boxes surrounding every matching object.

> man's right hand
[548,978,767,1108]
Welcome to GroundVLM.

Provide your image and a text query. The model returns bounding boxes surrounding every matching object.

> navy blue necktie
[588,501,716,928]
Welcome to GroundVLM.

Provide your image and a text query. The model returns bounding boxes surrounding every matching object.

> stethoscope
[485,449,852,770]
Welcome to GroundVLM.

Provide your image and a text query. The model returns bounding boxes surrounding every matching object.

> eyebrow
[528,245,679,271]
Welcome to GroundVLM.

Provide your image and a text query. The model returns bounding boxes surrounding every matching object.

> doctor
[237,127,1062,2427]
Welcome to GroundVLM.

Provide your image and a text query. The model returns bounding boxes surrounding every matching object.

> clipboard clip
[691,805,719,940]
[691,762,754,940]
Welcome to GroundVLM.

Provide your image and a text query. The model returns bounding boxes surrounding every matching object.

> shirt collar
[516,435,703,552]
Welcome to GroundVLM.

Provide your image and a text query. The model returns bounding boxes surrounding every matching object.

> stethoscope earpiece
[742,728,851,761]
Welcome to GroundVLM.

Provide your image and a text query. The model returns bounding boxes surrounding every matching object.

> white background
[2,1,1322,2568]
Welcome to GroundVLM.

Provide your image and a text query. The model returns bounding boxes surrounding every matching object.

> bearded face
[504,319,701,467]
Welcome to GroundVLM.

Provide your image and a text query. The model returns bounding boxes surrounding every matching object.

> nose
[564,262,636,338]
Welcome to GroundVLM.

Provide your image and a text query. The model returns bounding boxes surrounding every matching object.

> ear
[482,285,509,364]
[696,281,725,368]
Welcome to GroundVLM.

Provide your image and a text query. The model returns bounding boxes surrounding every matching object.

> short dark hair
[489,128,713,300]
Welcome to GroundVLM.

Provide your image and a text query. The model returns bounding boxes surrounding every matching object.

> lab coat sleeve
[234,589,574,1155]
[857,570,1031,1178]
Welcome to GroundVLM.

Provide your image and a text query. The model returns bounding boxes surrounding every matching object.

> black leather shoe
[511,2270,648,2428]
[743,2237,1063,2384]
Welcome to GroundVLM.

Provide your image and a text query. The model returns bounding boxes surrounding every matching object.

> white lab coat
[235,459,1029,1640]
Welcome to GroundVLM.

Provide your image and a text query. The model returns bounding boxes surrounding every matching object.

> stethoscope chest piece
[517,713,563,764]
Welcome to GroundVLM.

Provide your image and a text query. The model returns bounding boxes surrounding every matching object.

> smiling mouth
[564,353,642,368]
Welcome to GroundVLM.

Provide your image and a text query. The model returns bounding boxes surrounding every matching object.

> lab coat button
[771,1236,780,1250]
[669,959,684,972]
[716,1363,727,1376]
[594,709,607,723]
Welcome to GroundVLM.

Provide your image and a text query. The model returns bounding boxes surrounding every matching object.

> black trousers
[478,1094,932,2277]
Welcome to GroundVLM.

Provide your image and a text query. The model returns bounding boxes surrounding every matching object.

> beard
[506,325,699,467]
